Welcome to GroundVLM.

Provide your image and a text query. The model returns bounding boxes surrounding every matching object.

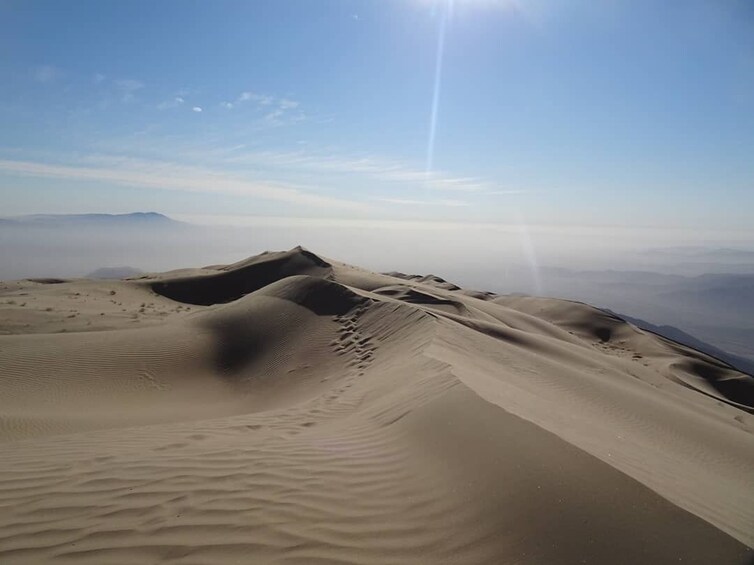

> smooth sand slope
[0,247,752,564]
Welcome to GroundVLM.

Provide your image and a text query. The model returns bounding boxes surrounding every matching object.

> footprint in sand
[331,304,377,382]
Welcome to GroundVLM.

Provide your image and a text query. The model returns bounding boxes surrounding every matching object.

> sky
[1,0,753,234]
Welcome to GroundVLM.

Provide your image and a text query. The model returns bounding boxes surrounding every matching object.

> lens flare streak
[425,1,452,177]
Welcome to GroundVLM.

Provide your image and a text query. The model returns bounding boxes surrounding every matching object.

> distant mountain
[643,246,754,262]
[541,266,754,327]
[85,266,144,280]
[542,267,686,286]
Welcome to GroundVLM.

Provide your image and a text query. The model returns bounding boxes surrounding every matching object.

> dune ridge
[0,247,752,564]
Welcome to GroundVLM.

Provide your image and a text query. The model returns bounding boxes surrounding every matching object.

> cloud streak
[238,91,274,105]
[32,65,62,83]
[0,158,365,211]
[225,150,515,193]
[114,79,145,102]
[157,96,185,110]
[225,91,304,124]
[376,197,470,207]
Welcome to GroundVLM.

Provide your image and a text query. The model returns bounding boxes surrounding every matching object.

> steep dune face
[0,248,752,564]
[150,247,332,305]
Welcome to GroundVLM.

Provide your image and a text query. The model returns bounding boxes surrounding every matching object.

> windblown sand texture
[1,247,752,564]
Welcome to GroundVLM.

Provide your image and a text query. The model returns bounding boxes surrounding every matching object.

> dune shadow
[151,248,331,305]
[686,360,754,412]
[203,275,366,376]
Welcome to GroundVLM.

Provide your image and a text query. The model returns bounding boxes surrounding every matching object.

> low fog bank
[2,214,753,367]
[3,214,752,280]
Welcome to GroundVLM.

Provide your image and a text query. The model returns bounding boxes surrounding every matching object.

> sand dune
[0,247,752,564]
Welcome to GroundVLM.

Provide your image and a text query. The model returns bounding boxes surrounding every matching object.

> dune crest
[0,247,752,563]
[150,247,333,305]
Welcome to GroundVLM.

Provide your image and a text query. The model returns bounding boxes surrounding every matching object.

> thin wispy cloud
[279,98,299,110]
[225,150,515,193]
[114,79,144,91]
[23,65,307,126]
[114,79,145,102]
[376,197,470,207]
[157,96,185,110]
[481,189,528,195]
[238,91,274,105]
[264,109,284,122]
[8,64,513,211]
[32,65,62,83]
[0,158,365,211]
[227,91,304,123]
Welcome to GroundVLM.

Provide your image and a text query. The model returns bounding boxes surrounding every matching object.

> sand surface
[1,247,752,564]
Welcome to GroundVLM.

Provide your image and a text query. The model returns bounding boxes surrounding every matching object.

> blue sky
[1,0,753,231]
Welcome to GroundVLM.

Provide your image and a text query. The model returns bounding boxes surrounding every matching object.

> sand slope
[0,247,752,564]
